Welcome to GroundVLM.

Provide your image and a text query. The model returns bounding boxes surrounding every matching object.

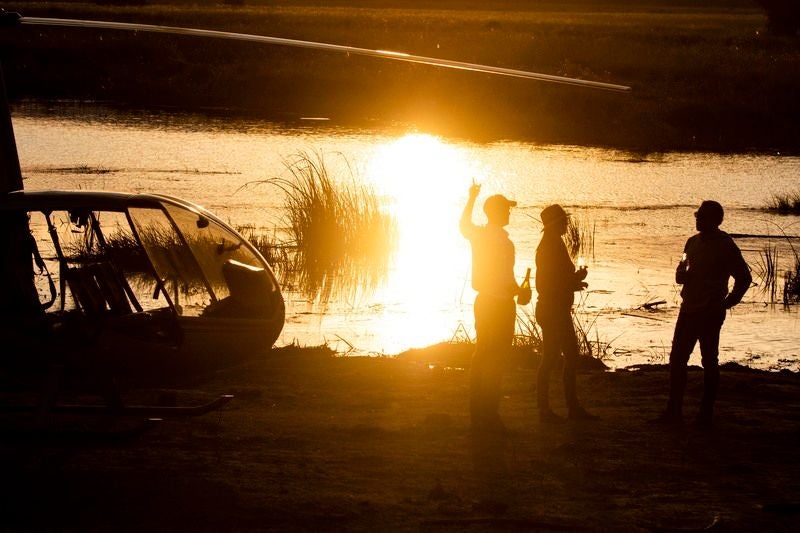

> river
[13,103,800,370]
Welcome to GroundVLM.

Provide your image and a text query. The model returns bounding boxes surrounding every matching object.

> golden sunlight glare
[365,134,485,347]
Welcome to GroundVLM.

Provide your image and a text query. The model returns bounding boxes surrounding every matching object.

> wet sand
[1,344,799,530]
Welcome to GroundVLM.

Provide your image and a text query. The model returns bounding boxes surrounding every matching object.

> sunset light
[3,1,799,529]
[365,134,482,346]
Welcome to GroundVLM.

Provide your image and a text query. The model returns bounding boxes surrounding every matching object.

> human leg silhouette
[663,312,699,421]
[536,305,564,422]
[471,295,514,430]
[696,310,725,427]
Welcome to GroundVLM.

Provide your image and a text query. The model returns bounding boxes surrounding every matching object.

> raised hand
[468,179,481,199]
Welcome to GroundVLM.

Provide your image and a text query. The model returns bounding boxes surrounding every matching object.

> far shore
[1,1,798,152]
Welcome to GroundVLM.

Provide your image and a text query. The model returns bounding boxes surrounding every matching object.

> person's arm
[723,244,752,309]
[676,242,690,285]
[538,236,586,295]
[572,265,588,291]
[459,183,481,238]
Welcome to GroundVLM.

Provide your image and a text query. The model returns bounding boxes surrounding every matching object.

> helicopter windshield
[129,204,276,317]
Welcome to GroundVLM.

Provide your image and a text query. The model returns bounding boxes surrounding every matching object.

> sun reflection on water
[364,134,484,348]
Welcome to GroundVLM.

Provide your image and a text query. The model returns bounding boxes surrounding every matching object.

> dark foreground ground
[1,343,799,531]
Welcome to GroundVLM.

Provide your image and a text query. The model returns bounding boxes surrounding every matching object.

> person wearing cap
[535,204,594,423]
[460,182,531,432]
[657,200,751,429]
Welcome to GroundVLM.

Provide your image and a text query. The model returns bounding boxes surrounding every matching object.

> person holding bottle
[534,204,595,423]
[657,200,751,428]
[460,182,531,432]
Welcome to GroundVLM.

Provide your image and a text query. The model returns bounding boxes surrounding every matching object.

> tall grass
[565,213,596,262]
[766,191,800,214]
[755,243,779,302]
[572,308,617,362]
[515,308,542,350]
[782,239,800,305]
[514,307,611,361]
[784,266,800,305]
[258,151,397,302]
[753,219,800,304]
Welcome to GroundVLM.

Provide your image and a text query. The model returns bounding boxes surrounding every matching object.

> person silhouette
[460,183,531,432]
[534,204,595,423]
[657,200,751,428]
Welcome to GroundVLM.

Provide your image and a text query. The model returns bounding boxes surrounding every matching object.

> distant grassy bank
[1,1,798,151]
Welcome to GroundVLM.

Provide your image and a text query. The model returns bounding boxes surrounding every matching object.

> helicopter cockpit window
[28,211,67,311]
[161,204,278,318]
[128,207,213,317]
[29,209,143,316]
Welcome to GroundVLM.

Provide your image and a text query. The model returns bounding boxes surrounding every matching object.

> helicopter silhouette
[0,10,629,416]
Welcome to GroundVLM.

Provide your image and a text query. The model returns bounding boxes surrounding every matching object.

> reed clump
[782,239,800,304]
[258,151,397,302]
[565,213,596,262]
[515,308,542,351]
[766,191,800,214]
[515,307,611,363]
[755,243,779,302]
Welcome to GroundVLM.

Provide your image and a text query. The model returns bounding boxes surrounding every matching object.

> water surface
[14,104,800,370]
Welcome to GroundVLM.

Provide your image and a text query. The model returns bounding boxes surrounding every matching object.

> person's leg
[557,311,595,419]
[536,305,559,415]
[557,311,579,410]
[665,311,698,419]
[482,298,516,426]
[470,295,489,426]
[696,309,725,426]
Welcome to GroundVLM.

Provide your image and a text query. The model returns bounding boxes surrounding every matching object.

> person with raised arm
[460,182,531,433]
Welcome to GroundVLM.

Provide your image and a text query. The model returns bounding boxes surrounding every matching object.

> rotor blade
[18,16,631,93]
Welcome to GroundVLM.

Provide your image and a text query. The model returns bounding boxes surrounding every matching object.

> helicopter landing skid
[1,363,234,418]
[48,394,235,416]
[0,394,234,417]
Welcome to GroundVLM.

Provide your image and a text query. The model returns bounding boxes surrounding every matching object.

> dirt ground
[1,344,799,531]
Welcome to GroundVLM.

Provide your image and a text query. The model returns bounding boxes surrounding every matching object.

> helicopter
[0,10,629,414]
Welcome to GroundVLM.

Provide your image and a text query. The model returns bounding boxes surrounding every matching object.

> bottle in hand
[518,267,532,305]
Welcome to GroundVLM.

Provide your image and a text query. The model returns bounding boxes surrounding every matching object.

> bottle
[518,268,532,305]
[521,267,531,288]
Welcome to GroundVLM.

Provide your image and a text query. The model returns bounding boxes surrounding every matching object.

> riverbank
[1,343,798,530]
[1,1,798,152]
